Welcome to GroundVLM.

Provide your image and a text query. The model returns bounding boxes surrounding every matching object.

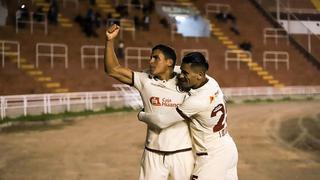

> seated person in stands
[159,18,169,28]
[230,22,240,35]
[47,3,58,24]
[16,4,29,28]
[33,6,44,22]
[239,41,252,51]
[216,11,228,22]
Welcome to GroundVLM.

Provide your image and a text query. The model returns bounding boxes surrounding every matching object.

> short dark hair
[182,52,209,71]
[152,44,177,67]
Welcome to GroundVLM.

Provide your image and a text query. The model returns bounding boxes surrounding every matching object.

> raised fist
[106,24,120,41]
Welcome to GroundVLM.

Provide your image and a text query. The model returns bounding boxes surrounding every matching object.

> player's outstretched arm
[104,24,133,85]
[138,109,185,129]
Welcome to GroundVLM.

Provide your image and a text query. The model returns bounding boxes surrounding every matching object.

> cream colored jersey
[133,71,192,151]
[177,76,227,154]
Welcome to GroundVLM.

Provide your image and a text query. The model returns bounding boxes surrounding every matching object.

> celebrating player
[138,52,239,180]
[104,24,194,180]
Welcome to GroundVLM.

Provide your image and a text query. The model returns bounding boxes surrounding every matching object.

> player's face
[177,63,199,91]
[149,49,170,76]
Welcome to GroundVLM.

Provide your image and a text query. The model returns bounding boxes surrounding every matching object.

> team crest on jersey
[210,96,215,103]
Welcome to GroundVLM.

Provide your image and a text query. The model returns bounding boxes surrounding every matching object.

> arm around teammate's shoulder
[138,109,185,129]
[104,24,133,85]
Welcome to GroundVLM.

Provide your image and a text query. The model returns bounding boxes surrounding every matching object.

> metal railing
[0,91,125,119]
[255,0,320,65]
[2,86,319,119]
[225,50,252,70]
[36,43,68,68]
[124,47,151,68]
[16,11,48,35]
[222,86,320,97]
[263,51,289,70]
[120,19,135,40]
[0,40,20,68]
[205,3,231,16]
[63,0,79,9]
[81,45,104,69]
[180,49,209,63]
[263,27,289,45]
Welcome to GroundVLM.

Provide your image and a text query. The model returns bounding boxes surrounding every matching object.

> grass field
[0,101,319,180]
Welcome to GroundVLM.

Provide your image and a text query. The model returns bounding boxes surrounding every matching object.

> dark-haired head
[152,44,176,68]
[177,52,209,92]
[181,52,209,72]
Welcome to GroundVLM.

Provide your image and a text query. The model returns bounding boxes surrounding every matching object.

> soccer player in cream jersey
[139,52,238,180]
[104,24,194,180]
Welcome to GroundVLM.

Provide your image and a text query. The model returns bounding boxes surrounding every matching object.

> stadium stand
[0,0,319,96]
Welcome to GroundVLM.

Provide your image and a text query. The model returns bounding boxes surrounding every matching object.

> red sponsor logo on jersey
[150,97,161,106]
[149,97,180,107]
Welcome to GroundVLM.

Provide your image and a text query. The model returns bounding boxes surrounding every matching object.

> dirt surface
[0,101,320,180]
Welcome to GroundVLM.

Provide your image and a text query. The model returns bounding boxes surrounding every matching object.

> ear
[167,58,174,67]
[197,71,205,80]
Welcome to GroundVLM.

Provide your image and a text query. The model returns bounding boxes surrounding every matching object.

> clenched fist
[106,24,120,41]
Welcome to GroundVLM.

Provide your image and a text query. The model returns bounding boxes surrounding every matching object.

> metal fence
[1,86,320,120]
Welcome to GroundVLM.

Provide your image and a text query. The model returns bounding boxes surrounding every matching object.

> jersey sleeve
[177,94,208,118]
[132,71,145,91]
[138,109,185,129]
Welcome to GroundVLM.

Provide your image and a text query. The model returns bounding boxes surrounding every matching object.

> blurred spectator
[227,13,236,23]
[115,4,128,18]
[142,14,150,31]
[89,0,96,6]
[230,21,240,35]
[84,8,98,37]
[0,0,8,26]
[239,41,252,51]
[134,15,141,30]
[47,1,59,24]
[33,6,44,22]
[148,0,155,13]
[94,12,101,28]
[83,18,98,37]
[159,17,168,28]
[216,11,228,22]
[116,40,125,60]
[132,0,141,10]
[16,4,29,28]
[86,8,94,22]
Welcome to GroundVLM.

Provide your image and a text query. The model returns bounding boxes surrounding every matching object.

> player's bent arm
[138,109,186,129]
[104,39,133,85]
[104,24,133,85]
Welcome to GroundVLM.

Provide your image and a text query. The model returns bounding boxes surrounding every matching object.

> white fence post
[67,94,70,112]
[47,95,52,114]
[43,95,47,114]
[0,97,4,119]
[23,96,27,116]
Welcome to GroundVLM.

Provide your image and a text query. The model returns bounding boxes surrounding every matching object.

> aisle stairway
[33,0,73,28]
